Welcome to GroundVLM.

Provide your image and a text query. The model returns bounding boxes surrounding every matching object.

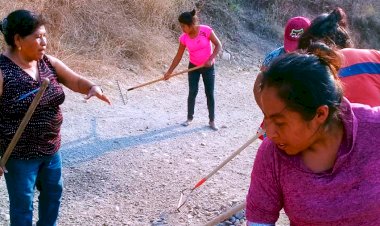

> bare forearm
[210,44,222,61]
[168,57,181,73]
[76,77,97,95]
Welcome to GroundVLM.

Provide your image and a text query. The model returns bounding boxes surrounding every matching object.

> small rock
[234,210,245,220]
[224,220,233,225]
[221,51,231,61]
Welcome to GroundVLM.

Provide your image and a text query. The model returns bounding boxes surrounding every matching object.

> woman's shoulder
[43,54,63,67]
[339,48,380,66]
[199,24,213,32]
[350,102,380,124]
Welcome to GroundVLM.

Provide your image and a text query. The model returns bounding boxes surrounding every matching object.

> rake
[127,65,203,92]
[176,128,264,211]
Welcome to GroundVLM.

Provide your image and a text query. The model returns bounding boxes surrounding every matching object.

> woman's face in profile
[179,23,192,34]
[261,86,321,155]
[17,25,47,60]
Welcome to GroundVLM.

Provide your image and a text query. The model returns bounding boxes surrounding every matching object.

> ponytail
[306,42,341,80]
[298,7,353,50]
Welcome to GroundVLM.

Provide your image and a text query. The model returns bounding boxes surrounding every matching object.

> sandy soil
[0,56,289,225]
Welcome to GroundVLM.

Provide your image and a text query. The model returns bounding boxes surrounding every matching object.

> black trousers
[187,63,215,121]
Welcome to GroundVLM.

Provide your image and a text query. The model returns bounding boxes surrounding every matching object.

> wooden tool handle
[127,65,204,91]
[0,78,50,167]
[127,77,163,91]
[203,131,263,181]
[204,202,246,226]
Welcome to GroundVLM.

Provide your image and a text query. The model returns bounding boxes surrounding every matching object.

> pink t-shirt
[246,98,380,225]
[179,25,213,66]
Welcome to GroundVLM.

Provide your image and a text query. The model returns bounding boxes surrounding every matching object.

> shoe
[209,121,219,131]
[181,120,192,127]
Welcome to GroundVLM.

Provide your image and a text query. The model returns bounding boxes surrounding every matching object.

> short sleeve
[199,25,212,39]
[261,47,285,70]
[246,139,283,223]
[179,33,187,46]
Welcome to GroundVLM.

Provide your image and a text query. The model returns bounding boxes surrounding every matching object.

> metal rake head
[175,188,194,212]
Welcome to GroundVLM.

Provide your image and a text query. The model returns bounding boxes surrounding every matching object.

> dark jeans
[4,152,63,226]
[187,63,215,121]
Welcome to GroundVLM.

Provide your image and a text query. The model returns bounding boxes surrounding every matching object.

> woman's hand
[85,85,111,105]
[204,58,213,67]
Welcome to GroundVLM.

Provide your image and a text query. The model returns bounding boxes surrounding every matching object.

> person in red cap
[298,7,380,107]
[254,16,311,139]
[255,16,311,109]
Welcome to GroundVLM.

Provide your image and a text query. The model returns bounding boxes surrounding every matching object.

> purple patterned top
[0,54,65,159]
[246,98,380,225]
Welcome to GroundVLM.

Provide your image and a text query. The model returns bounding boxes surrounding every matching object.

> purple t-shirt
[246,98,380,225]
[179,25,213,66]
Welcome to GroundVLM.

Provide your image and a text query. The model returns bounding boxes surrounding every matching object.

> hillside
[0,1,379,225]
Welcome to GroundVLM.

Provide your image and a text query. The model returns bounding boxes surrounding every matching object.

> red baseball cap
[284,16,311,52]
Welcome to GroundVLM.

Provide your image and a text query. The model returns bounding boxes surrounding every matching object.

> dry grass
[247,0,380,49]
[0,0,196,77]
[0,0,378,78]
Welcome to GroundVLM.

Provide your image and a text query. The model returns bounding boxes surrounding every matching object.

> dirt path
[0,60,289,225]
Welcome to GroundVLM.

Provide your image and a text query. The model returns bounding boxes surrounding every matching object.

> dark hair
[178,9,197,26]
[0,9,45,48]
[298,7,353,50]
[261,42,343,125]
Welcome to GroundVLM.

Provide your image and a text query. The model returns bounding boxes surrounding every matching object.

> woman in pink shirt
[246,42,380,225]
[164,9,222,130]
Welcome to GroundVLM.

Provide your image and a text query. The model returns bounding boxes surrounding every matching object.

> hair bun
[306,42,341,79]
[329,7,348,28]
[0,18,7,34]
[190,9,196,16]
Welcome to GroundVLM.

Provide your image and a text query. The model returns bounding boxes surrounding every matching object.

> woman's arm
[205,30,222,67]
[0,72,2,175]
[46,55,111,104]
[164,43,186,80]
[0,70,3,97]
[246,140,282,224]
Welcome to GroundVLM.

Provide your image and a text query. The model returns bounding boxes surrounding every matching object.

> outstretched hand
[85,85,111,105]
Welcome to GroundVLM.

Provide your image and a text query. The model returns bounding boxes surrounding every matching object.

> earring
[18,46,21,51]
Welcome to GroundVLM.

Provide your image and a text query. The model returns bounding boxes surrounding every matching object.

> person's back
[339,48,380,106]
[298,7,380,107]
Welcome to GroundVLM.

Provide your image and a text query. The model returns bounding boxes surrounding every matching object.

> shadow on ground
[61,117,209,166]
